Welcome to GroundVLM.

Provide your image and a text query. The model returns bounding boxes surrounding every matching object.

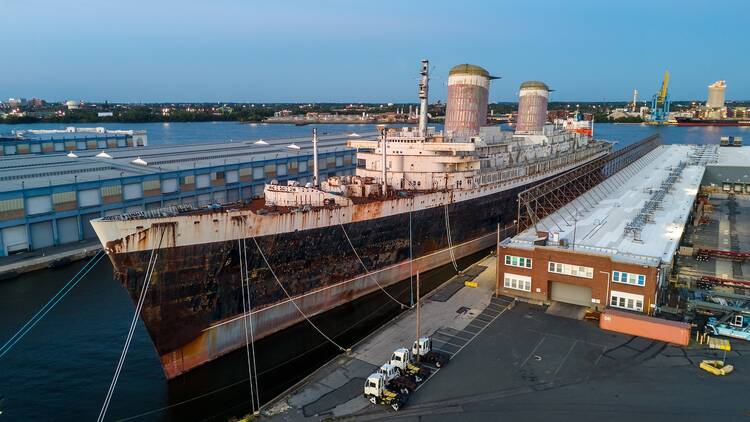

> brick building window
[610,291,644,312]
[503,273,531,292]
[613,271,646,286]
[504,255,532,269]
[548,261,593,279]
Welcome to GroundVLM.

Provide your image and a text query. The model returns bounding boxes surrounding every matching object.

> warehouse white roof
[714,145,750,167]
[505,144,709,266]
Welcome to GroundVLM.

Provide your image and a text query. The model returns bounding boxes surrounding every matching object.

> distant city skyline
[2,0,748,103]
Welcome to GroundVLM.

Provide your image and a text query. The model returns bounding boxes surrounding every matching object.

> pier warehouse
[498,144,714,314]
[0,132,367,256]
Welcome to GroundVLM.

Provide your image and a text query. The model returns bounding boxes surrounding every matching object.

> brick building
[498,145,711,314]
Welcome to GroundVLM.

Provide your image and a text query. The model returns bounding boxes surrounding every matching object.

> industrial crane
[648,71,671,125]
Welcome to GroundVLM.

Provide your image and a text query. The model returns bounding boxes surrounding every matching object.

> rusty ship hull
[106,187,518,379]
[93,146,609,380]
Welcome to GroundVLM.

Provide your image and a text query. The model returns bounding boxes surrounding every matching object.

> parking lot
[355,301,750,421]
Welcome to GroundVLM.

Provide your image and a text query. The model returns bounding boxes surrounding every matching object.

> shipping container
[599,309,690,346]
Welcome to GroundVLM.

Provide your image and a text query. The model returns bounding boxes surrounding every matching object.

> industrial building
[0,132,369,256]
[498,143,716,313]
[0,127,147,156]
[702,138,750,193]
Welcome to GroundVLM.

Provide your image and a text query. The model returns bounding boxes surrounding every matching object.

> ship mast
[418,59,429,137]
[312,128,319,187]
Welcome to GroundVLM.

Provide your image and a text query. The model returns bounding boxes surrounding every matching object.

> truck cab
[390,348,412,373]
[379,363,417,393]
[413,336,450,367]
[363,373,407,411]
[364,373,386,399]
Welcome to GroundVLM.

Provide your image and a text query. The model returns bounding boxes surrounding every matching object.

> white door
[549,281,592,307]
[2,225,28,254]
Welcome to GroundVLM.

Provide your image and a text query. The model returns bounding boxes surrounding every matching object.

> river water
[0,122,748,421]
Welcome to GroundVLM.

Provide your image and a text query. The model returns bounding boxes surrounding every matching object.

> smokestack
[444,63,496,138]
[515,81,550,134]
[312,128,319,187]
[418,60,429,137]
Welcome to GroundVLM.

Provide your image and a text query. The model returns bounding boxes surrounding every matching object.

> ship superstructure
[91,61,611,379]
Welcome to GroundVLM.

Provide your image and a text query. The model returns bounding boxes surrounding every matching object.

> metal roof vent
[254,139,268,145]
[96,151,113,159]
[66,151,78,158]
[131,157,148,166]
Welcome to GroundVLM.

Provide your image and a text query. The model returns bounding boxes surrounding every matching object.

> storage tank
[706,80,726,109]
[515,81,550,134]
[444,64,495,137]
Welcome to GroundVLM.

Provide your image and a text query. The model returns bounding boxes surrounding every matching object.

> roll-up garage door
[212,191,226,204]
[161,178,178,193]
[197,193,211,205]
[81,212,100,240]
[549,282,592,307]
[226,170,239,184]
[227,189,239,203]
[123,183,143,200]
[79,189,100,207]
[196,174,210,189]
[30,221,54,249]
[27,195,52,215]
[57,216,80,244]
[2,225,28,254]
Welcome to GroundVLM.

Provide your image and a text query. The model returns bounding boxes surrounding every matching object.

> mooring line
[336,209,411,309]
[0,249,105,360]
[97,228,166,422]
[251,236,346,352]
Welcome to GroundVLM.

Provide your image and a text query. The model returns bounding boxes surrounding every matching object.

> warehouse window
[504,255,532,269]
[609,291,644,312]
[503,273,531,292]
[613,270,646,286]
[548,261,593,279]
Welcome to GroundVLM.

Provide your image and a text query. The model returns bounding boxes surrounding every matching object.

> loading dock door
[549,281,592,307]
[2,225,28,254]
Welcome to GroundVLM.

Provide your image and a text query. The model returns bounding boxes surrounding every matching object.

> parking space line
[594,346,607,366]
[525,328,608,350]
[553,340,578,377]
[474,315,494,323]
[433,339,462,349]
[467,320,487,328]
[520,336,546,368]
[432,337,467,348]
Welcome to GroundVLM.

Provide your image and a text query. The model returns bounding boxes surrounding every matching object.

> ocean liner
[91,61,612,379]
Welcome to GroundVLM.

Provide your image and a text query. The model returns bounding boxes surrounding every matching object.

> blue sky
[1,0,747,103]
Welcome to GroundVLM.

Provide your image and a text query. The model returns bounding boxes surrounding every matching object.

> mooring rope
[242,237,261,413]
[97,228,165,422]
[336,210,411,309]
[444,204,459,272]
[0,249,106,360]
[250,236,346,352]
[237,238,257,413]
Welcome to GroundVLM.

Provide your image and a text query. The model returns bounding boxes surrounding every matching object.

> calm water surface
[0,122,748,421]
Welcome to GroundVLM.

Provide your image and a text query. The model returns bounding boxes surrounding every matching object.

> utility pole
[416,270,421,361]
[496,223,500,298]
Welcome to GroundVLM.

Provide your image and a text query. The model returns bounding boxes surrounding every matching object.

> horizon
[2,0,748,103]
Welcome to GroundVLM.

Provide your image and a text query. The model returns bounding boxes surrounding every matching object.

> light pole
[600,270,611,311]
